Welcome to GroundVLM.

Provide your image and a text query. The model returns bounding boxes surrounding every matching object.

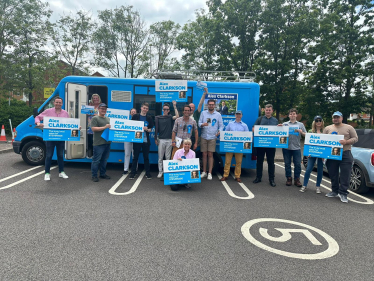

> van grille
[111,90,131,102]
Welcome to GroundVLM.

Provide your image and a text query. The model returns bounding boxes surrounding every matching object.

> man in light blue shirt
[220,110,249,182]
[198,99,224,180]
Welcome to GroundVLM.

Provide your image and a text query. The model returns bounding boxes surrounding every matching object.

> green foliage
[0,99,40,135]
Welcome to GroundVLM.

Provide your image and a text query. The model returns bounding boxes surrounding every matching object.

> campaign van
[163,158,201,185]
[253,125,289,148]
[304,133,344,160]
[220,131,253,153]
[43,117,80,141]
[101,119,144,143]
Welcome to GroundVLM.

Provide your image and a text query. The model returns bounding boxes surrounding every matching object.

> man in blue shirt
[198,99,224,180]
[220,110,249,182]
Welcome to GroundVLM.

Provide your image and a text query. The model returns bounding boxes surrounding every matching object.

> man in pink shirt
[35,96,69,181]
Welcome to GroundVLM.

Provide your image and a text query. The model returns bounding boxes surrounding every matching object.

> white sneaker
[300,186,307,192]
[59,172,69,179]
[207,173,212,180]
[157,172,163,178]
[200,172,207,178]
[44,173,50,181]
[316,187,321,194]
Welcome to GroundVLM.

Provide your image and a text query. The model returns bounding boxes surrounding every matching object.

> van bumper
[13,141,21,154]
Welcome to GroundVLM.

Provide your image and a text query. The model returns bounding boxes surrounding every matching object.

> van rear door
[65,83,87,159]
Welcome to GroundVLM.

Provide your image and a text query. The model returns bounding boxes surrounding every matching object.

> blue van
[13,76,260,170]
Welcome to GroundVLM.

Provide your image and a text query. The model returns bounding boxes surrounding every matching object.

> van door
[65,83,87,159]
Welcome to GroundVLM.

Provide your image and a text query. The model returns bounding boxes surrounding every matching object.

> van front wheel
[22,141,46,166]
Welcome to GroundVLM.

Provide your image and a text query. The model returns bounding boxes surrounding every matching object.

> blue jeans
[45,141,65,173]
[303,157,323,187]
[282,149,301,178]
[91,144,111,178]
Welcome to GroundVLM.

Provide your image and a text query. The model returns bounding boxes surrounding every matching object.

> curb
[0,148,13,154]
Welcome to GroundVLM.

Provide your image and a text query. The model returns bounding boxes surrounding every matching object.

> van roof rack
[150,70,256,82]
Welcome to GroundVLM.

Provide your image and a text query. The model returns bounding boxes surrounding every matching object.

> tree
[306,0,374,123]
[149,20,180,72]
[52,10,94,75]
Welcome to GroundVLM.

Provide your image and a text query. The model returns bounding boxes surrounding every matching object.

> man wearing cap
[91,103,111,182]
[323,111,358,203]
[220,110,249,183]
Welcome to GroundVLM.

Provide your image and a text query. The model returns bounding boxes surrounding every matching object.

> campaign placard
[203,93,238,116]
[253,125,289,148]
[303,133,344,160]
[155,80,188,102]
[105,108,130,120]
[81,105,95,115]
[43,117,80,141]
[101,119,144,143]
[220,131,253,153]
[163,158,201,185]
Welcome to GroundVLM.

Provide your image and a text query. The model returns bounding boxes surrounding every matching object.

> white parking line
[275,163,374,205]
[217,172,255,200]
[0,166,57,190]
[109,171,145,195]
[0,166,43,183]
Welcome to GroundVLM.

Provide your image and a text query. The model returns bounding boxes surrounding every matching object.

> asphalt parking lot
[1,151,374,280]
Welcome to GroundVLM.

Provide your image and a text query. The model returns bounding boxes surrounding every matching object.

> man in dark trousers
[219,101,229,115]
[129,102,154,180]
[252,104,278,187]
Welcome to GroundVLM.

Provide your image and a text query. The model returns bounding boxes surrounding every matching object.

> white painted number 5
[259,228,322,245]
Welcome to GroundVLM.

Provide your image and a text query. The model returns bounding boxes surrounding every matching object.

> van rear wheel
[22,141,46,166]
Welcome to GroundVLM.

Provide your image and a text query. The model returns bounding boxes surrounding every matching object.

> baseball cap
[98,103,108,108]
[332,111,343,117]
[235,110,243,114]
[314,115,323,121]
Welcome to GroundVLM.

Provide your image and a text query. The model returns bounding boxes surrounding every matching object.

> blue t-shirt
[140,115,147,143]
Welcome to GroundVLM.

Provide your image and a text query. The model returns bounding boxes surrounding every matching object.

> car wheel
[349,165,370,194]
[22,141,46,166]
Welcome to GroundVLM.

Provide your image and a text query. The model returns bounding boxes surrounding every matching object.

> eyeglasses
[315,119,322,122]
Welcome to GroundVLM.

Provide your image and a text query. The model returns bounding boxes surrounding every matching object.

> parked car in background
[303,129,374,194]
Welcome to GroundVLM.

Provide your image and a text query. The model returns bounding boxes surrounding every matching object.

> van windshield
[41,98,55,112]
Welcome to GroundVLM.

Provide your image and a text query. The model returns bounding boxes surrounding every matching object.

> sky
[46,0,208,26]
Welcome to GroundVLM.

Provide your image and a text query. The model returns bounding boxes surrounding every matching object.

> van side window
[42,99,56,112]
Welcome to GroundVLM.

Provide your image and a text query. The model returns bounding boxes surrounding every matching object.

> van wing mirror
[33,107,38,118]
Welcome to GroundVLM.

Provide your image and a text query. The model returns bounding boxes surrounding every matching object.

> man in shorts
[198,99,224,180]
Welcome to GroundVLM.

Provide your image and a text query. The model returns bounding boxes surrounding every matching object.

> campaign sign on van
[81,105,96,115]
[105,108,130,120]
[220,131,253,153]
[156,91,187,102]
[101,119,144,143]
[43,117,80,141]
[163,158,201,185]
[155,80,188,102]
[253,125,289,148]
[304,133,344,160]
[204,93,238,116]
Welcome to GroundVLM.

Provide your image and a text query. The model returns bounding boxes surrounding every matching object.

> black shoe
[122,171,128,175]
[171,185,179,191]
[185,184,191,188]
[145,174,152,180]
[92,177,99,182]
[100,174,111,180]
[129,173,135,180]
[253,178,262,183]
[269,180,276,187]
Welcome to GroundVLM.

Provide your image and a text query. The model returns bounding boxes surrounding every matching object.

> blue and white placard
[253,125,289,148]
[105,108,130,120]
[81,105,95,115]
[155,80,188,102]
[220,131,253,153]
[303,133,344,160]
[101,119,144,143]
[43,117,80,141]
[163,158,201,185]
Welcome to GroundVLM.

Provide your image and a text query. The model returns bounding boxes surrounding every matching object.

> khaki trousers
[223,152,243,179]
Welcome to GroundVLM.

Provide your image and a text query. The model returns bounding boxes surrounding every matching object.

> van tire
[349,165,370,194]
[22,141,46,166]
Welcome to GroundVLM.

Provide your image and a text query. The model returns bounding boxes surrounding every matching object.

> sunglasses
[163,108,170,111]
[315,119,322,122]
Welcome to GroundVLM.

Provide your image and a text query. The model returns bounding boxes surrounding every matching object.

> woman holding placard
[300,116,325,194]
[170,138,196,191]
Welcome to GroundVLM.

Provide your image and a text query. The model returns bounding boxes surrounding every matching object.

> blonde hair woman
[300,115,325,193]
